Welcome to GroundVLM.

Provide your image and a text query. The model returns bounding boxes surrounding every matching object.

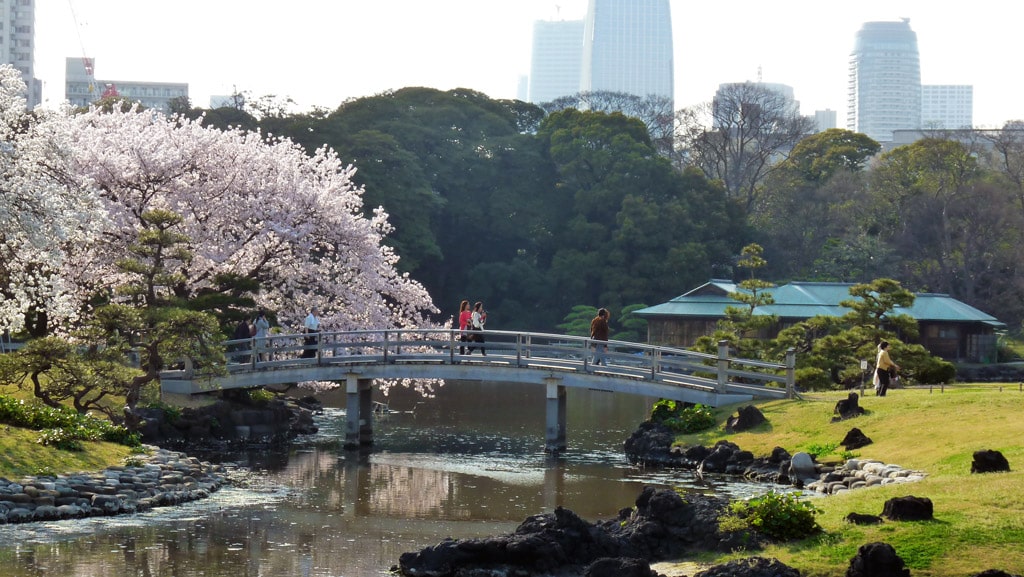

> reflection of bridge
[160,329,795,452]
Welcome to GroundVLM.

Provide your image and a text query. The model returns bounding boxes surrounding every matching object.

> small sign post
[860,359,868,395]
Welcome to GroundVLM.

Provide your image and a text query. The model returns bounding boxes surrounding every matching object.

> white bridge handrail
[164,328,795,400]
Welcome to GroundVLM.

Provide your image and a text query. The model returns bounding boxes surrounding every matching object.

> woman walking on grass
[875,340,900,397]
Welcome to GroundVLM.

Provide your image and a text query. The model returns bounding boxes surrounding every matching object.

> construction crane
[66,0,96,96]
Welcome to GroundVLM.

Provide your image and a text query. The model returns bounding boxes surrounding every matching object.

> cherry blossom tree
[4,65,439,396]
[0,65,105,335]
[33,104,437,336]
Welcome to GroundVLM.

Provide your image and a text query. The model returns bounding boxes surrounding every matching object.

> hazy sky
[34,0,1022,127]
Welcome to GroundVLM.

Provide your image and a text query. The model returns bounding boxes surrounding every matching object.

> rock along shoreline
[0,446,231,524]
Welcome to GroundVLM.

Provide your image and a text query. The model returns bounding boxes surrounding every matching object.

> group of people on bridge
[224,302,612,367]
[457,300,487,355]
[229,308,320,363]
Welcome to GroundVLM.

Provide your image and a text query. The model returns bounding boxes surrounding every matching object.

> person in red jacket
[458,300,472,355]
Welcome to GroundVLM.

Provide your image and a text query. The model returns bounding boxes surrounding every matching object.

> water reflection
[0,381,771,577]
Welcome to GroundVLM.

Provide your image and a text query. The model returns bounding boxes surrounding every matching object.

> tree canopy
[0,65,436,340]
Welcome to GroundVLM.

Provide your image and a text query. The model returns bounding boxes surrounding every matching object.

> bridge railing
[191,329,794,398]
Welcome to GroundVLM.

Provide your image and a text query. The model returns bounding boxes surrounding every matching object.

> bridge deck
[161,329,794,407]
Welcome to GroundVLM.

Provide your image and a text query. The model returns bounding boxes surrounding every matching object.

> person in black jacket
[590,308,609,366]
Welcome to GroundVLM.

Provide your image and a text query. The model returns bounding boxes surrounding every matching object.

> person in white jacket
[468,301,487,356]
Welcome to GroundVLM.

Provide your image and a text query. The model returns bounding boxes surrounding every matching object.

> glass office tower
[581,0,674,108]
[528,19,586,104]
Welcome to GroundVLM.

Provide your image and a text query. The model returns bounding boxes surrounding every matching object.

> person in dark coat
[233,318,253,363]
[590,308,610,366]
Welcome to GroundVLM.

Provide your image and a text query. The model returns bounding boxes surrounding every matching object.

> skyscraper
[847,19,921,142]
[1,0,41,108]
[581,0,674,108]
[527,19,585,104]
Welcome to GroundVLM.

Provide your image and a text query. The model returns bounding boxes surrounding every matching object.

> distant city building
[581,0,674,108]
[209,95,237,109]
[921,85,973,129]
[527,18,585,104]
[888,127,1007,152]
[65,57,188,114]
[847,19,921,142]
[1,0,41,108]
[814,109,838,132]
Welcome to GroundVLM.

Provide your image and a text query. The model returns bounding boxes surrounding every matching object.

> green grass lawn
[671,385,1024,576]
[0,426,133,478]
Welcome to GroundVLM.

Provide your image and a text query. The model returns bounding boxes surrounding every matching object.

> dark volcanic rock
[971,449,1010,473]
[845,542,910,577]
[743,446,793,484]
[881,495,934,521]
[841,428,873,450]
[397,487,732,576]
[972,571,1023,577]
[698,441,744,475]
[726,405,766,432]
[138,395,317,448]
[584,557,661,577]
[833,392,865,420]
[604,486,732,558]
[845,512,884,525]
[624,421,677,466]
[694,556,801,577]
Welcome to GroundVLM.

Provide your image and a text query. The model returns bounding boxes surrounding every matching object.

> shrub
[724,490,821,541]
[803,441,838,460]
[102,428,142,447]
[912,357,956,384]
[37,428,85,451]
[1,394,139,450]
[650,400,716,433]
[248,387,275,403]
[146,401,182,423]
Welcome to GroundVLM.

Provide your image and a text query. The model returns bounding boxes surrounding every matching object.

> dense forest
[177,88,1024,335]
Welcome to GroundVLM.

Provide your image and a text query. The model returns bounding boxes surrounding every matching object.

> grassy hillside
[670,385,1024,577]
[0,427,133,478]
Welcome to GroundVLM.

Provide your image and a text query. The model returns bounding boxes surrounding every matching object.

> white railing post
[785,347,796,398]
[717,340,730,393]
[651,347,659,380]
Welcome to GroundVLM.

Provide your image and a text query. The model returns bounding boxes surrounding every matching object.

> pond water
[0,381,770,577]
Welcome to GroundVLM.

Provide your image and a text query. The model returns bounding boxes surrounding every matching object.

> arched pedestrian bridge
[160,329,795,452]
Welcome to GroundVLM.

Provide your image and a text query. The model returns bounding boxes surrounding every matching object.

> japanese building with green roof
[633,280,1005,363]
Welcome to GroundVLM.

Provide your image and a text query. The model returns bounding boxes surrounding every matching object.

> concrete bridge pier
[545,378,566,453]
[344,375,374,449]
